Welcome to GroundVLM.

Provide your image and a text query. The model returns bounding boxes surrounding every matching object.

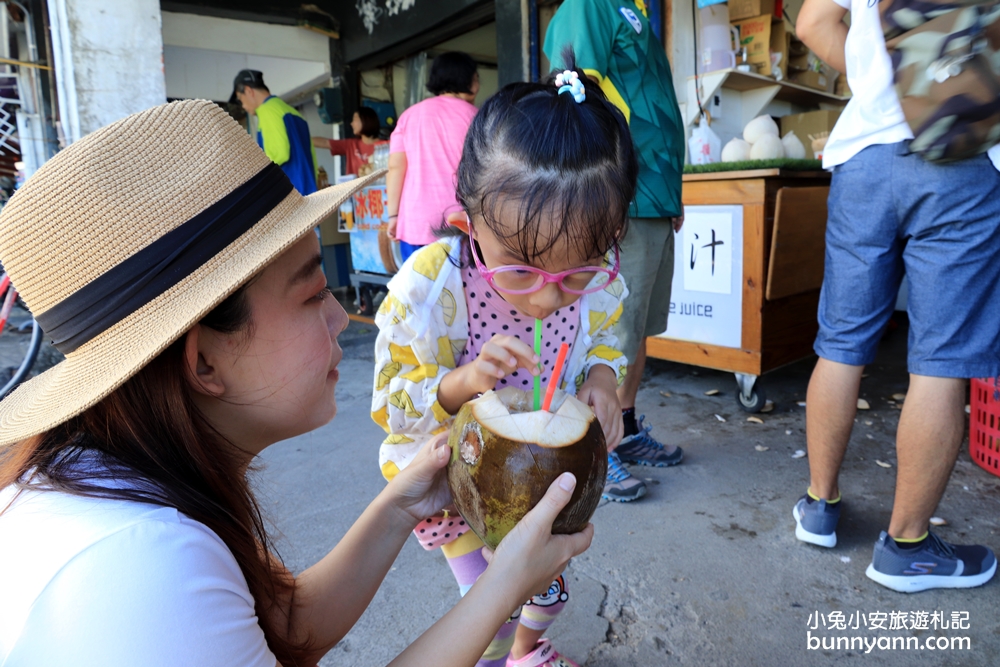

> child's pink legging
[442,531,568,667]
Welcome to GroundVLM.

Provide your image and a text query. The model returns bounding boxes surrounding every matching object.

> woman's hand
[386,434,453,524]
[387,216,398,240]
[577,364,623,451]
[437,335,540,414]
[480,473,594,606]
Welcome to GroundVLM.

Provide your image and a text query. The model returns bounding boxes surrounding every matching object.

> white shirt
[0,476,277,666]
[824,0,1000,170]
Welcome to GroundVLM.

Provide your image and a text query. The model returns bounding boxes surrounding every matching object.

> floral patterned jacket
[371,237,629,480]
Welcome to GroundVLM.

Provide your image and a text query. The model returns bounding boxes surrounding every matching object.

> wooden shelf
[683,68,849,129]
[683,168,830,182]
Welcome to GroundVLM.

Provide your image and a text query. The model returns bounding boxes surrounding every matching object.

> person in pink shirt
[386,52,479,262]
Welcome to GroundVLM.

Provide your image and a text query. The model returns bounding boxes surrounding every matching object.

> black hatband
[37,163,294,354]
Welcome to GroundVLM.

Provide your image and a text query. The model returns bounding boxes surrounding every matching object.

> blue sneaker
[615,416,683,467]
[865,530,997,593]
[793,495,840,548]
[602,451,646,502]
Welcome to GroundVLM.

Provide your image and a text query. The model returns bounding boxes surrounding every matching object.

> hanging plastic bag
[688,119,721,165]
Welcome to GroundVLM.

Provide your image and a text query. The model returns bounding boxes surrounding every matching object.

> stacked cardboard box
[732,14,773,75]
[780,110,843,160]
[729,9,839,93]
[788,50,839,93]
[729,0,778,21]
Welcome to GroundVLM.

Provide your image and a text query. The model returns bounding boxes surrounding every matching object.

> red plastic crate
[970,378,1000,477]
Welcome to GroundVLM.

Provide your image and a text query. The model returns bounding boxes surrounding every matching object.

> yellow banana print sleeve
[372,240,468,480]
[582,274,630,388]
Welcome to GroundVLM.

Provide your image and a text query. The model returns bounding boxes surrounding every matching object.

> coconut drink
[447,386,607,550]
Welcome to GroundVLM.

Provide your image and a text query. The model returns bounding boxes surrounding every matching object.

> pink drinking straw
[542,342,571,412]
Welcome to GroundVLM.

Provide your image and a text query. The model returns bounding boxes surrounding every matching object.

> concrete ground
[4,312,998,665]
[257,318,1000,667]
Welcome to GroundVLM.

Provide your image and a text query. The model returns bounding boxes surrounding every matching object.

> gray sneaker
[793,494,841,548]
[602,451,646,502]
[866,530,997,593]
[615,416,684,467]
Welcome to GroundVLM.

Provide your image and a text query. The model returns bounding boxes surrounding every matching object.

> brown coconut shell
[447,387,607,549]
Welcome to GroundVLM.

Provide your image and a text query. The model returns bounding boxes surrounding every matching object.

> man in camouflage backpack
[791,0,1000,593]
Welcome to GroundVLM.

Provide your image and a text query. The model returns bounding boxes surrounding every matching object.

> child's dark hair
[456,50,637,262]
[427,52,478,96]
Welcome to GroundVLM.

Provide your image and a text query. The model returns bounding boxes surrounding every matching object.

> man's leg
[888,374,964,539]
[616,338,646,414]
[611,219,682,469]
[865,374,995,592]
[602,218,677,501]
[863,146,999,591]
[805,358,864,501]
[793,144,902,548]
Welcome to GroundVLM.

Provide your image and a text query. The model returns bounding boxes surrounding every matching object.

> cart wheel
[737,381,766,413]
[358,285,376,317]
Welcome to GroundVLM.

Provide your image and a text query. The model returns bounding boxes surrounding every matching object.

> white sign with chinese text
[657,205,743,349]
[683,211,733,294]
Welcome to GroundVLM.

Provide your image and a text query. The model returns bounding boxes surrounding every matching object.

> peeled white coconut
[743,115,780,145]
[470,386,595,447]
[782,132,807,160]
[749,133,785,160]
[721,138,752,162]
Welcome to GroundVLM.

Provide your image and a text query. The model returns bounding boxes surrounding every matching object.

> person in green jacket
[231,70,318,195]
[545,0,685,503]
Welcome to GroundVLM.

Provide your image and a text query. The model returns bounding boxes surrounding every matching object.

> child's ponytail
[456,48,638,264]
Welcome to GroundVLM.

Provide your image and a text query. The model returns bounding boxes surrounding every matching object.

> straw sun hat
[0,99,381,447]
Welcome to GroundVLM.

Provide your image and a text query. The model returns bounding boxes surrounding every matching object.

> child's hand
[438,335,541,414]
[465,335,541,396]
[480,473,594,605]
[387,434,453,523]
[577,365,622,451]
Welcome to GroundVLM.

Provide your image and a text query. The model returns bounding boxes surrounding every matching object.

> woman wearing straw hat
[0,100,592,666]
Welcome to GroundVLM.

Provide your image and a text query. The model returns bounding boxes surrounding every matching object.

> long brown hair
[0,286,311,666]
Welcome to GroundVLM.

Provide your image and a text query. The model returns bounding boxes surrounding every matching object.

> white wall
[672,0,696,107]
[161,11,331,102]
[48,0,166,139]
[162,12,330,61]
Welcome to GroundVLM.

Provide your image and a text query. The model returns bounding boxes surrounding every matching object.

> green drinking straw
[533,318,543,410]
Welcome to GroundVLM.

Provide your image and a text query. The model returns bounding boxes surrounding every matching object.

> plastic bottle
[698,5,739,75]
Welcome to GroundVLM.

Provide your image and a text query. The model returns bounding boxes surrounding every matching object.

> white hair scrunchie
[555,70,586,103]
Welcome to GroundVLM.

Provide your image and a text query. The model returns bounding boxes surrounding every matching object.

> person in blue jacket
[231,70,318,195]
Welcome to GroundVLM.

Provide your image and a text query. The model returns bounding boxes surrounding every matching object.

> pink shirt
[390,96,477,246]
[458,263,582,391]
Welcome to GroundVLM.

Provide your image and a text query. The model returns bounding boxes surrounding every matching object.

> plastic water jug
[698,5,739,74]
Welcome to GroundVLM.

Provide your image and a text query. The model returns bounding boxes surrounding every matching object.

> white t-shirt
[0,473,277,666]
[824,0,1000,171]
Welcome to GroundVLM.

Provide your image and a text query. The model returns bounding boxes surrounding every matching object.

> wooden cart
[646,169,831,412]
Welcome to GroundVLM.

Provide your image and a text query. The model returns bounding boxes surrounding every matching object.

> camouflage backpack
[880,0,1000,162]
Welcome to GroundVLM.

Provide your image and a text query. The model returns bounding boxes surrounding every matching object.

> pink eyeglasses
[468,224,620,296]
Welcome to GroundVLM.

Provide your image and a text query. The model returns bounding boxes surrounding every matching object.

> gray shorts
[616,217,676,364]
[815,143,1000,378]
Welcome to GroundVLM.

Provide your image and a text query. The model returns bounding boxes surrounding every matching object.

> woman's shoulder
[0,488,269,666]
[0,486,238,591]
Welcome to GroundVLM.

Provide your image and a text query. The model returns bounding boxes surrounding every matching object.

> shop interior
[314,16,501,316]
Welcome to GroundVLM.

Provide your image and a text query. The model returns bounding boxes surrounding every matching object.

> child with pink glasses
[371,59,637,667]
